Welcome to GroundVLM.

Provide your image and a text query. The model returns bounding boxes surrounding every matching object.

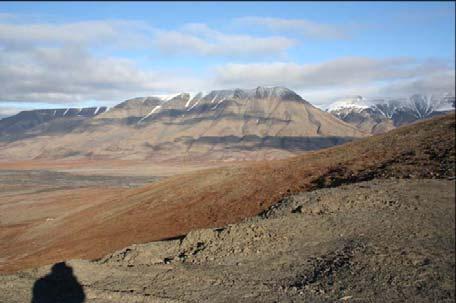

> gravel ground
[0,178,454,303]
[0,170,160,189]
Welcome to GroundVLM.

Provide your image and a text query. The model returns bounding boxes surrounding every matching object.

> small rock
[413,257,431,266]
[312,207,324,215]
[292,205,304,213]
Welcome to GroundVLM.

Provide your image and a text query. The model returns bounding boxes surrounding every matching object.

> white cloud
[0,17,297,57]
[376,70,456,97]
[213,57,455,106]
[235,16,350,40]
[214,57,424,87]
[0,14,453,113]
[0,19,153,50]
[153,23,296,57]
[0,17,208,106]
[0,105,24,118]
[0,16,298,110]
[0,46,206,105]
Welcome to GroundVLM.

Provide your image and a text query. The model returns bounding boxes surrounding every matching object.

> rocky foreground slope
[0,114,454,274]
[0,178,454,302]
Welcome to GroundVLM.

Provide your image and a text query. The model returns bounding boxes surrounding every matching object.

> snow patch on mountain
[155,93,183,102]
[138,105,162,124]
[327,93,455,131]
[326,96,370,112]
[328,94,454,117]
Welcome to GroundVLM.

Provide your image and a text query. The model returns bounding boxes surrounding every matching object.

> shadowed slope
[1,114,454,273]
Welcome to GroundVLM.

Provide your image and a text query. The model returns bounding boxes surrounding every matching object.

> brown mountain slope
[1,113,454,273]
[0,87,365,161]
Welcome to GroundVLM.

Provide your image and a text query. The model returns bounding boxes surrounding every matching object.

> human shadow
[31,262,86,303]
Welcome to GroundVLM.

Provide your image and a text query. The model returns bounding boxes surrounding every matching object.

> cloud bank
[213,58,455,106]
[153,23,296,57]
[0,13,453,115]
[234,16,349,40]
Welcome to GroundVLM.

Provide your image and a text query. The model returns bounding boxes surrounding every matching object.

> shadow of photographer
[31,262,85,303]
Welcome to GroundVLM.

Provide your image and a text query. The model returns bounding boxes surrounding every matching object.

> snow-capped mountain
[0,86,365,161]
[0,106,108,141]
[326,96,370,112]
[327,94,455,134]
[99,87,308,123]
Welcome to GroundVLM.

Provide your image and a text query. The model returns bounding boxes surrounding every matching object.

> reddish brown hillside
[1,114,454,273]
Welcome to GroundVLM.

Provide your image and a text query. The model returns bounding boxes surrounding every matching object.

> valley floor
[0,160,234,273]
[0,159,230,177]
[1,179,454,303]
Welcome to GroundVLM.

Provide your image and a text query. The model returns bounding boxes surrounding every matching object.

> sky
[0,1,455,115]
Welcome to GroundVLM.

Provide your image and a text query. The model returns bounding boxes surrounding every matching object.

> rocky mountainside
[0,87,365,161]
[1,114,453,274]
[0,106,107,141]
[0,178,454,302]
[327,94,455,134]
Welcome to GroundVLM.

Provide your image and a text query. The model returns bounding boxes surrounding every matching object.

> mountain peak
[115,87,304,110]
[326,96,369,112]
[253,86,301,100]
[114,97,162,109]
[199,86,303,102]
[328,93,455,134]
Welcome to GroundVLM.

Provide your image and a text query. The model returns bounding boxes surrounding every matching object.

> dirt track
[0,179,454,302]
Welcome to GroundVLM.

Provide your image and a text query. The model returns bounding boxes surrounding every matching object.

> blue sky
[0,1,454,114]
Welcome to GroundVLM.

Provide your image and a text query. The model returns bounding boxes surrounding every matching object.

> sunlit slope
[1,114,454,272]
[0,87,365,161]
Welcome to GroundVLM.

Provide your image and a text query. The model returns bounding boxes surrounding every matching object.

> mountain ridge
[327,93,455,134]
[0,87,365,161]
[0,106,108,141]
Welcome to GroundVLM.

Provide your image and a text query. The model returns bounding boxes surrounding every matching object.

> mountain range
[327,94,455,134]
[0,87,454,161]
[0,87,364,161]
[0,106,108,141]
